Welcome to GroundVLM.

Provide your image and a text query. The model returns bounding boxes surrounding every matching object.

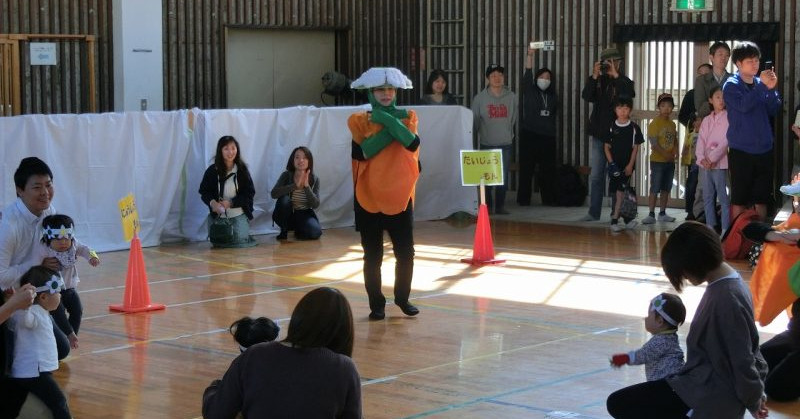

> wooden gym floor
[39,214,800,418]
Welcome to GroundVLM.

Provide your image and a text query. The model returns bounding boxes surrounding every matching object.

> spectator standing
[420,69,458,105]
[472,64,518,215]
[678,63,712,221]
[723,41,781,221]
[641,93,679,225]
[518,47,559,206]
[580,47,636,222]
[696,87,731,235]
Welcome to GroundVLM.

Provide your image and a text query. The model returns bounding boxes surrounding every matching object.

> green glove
[359,129,393,158]
[371,109,416,147]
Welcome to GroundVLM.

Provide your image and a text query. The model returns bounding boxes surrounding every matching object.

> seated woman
[270,146,322,241]
[202,287,361,418]
[198,135,257,248]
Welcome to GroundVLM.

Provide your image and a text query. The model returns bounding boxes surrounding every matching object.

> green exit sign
[672,0,713,11]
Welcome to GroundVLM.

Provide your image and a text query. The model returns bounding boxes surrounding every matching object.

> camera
[600,60,611,73]
[764,60,774,71]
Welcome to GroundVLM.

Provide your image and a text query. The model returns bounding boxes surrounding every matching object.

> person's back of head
[230,316,280,352]
[14,157,52,190]
[661,221,723,292]
[285,287,354,357]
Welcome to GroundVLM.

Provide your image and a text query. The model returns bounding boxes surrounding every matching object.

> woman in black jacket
[198,135,257,247]
[518,55,559,206]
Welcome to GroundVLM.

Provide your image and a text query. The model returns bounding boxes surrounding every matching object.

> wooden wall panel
[2,0,799,189]
[0,0,112,114]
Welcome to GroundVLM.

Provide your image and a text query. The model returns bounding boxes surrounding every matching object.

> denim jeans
[702,168,730,232]
[272,195,322,239]
[588,136,608,219]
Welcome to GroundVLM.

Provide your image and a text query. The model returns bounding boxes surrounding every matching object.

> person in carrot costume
[348,67,421,321]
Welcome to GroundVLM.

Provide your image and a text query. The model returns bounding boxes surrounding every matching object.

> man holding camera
[580,47,636,221]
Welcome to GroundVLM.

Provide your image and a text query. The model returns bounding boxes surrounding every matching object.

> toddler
[33,214,100,349]
[229,316,280,352]
[610,292,686,381]
[8,266,71,419]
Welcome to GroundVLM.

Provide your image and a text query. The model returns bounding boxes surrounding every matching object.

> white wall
[112,0,164,112]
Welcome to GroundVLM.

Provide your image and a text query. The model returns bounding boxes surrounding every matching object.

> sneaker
[641,215,656,224]
[780,183,800,196]
[579,214,600,222]
[610,222,625,232]
[657,213,676,222]
[276,230,288,240]
[625,220,639,229]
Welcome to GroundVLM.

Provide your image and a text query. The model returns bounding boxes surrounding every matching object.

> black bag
[554,164,588,206]
[209,215,235,244]
[619,184,638,220]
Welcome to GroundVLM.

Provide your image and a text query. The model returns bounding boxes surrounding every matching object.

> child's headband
[35,275,65,294]
[650,295,678,326]
[43,225,74,240]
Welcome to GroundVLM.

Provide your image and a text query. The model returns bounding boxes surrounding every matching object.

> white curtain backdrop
[1,106,476,251]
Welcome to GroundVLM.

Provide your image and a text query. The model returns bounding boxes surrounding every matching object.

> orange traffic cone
[109,234,166,313]
[461,203,505,266]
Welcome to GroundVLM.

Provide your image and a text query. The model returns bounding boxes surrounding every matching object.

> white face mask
[536,78,551,90]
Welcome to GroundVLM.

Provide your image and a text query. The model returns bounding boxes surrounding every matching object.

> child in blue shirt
[722,41,781,222]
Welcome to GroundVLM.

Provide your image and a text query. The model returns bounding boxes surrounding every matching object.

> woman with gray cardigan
[270,146,321,241]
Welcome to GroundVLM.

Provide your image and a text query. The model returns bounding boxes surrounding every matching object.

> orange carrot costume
[348,111,419,215]
[347,67,421,320]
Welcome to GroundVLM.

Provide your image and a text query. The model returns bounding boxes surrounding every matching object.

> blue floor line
[399,367,608,419]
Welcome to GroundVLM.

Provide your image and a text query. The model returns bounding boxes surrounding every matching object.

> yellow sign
[460,149,504,186]
[118,193,140,242]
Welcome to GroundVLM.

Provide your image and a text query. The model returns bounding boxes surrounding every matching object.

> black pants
[684,163,698,215]
[355,199,414,312]
[52,288,83,335]
[53,316,70,360]
[761,330,800,401]
[0,325,27,419]
[13,372,71,419]
[272,195,322,239]
[517,130,557,206]
[607,379,689,418]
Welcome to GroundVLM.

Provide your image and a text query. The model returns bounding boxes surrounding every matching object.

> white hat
[350,67,413,90]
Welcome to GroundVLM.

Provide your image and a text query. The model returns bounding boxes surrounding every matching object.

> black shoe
[495,207,510,215]
[276,230,288,240]
[396,301,419,316]
[368,308,385,320]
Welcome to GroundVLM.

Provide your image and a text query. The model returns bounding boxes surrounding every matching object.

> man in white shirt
[0,157,66,418]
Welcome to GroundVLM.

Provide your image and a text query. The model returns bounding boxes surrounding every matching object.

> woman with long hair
[198,135,257,247]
